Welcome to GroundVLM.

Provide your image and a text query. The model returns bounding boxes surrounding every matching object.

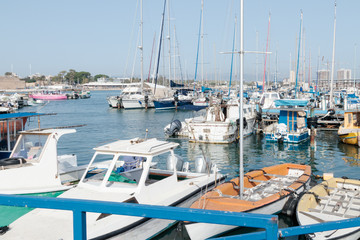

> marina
[1,0,360,239]
[0,90,357,239]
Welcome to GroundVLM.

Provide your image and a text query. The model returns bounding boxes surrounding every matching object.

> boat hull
[29,94,67,100]
[122,99,154,109]
[153,99,192,110]
[265,131,309,144]
[296,178,360,240]
[338,131,359,146]
[185,163,311,240]
[5,174,225,240]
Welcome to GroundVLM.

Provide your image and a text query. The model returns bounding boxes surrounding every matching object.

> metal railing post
[265,216,278,240]
[73,210,87,240]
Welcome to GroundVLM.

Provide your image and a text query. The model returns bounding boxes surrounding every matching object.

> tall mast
[354,44,357,89]
[140,0,144,92]
[329,1,337,108]
[262,13,271,93]
[201,0,204,87]
[294,11,303,99]
[173,26,176,83]
[167,0,171,87]
[239,0,244,199]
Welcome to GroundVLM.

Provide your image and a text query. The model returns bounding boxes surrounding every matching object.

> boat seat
[326,186,360,194]
[308,208,358,219]
[264,173,299,179]
[318,196,360,206]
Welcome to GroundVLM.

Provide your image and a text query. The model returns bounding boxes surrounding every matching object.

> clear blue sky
[0,0,359,82]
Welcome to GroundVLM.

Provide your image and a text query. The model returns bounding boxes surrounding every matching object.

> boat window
[82,153,114,183]
[347,113,352,126]
[355,112,360,126]
[83,154,147,186]
[11,134,48,163]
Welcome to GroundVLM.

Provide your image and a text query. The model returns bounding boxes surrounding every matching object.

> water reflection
[338,142,360,167]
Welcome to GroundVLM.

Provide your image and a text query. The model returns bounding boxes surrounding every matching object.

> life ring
[0,157,26,167]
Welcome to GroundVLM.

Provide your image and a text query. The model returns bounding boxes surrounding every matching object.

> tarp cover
[274,99,309,107]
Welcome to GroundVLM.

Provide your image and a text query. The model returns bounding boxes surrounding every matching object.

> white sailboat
[122,0,155,110]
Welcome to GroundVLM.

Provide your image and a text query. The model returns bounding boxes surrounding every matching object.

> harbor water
[18,90,360,239]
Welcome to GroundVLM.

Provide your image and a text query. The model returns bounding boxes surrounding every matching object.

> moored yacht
[4,137,225,239]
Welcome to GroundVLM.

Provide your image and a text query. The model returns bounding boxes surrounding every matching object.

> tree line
[16,70,110,85]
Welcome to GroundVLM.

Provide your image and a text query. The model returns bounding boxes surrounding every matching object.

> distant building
[318,70,330,81]
[337,69,352,89]
[317,69,330,90]
[337,69,351,80]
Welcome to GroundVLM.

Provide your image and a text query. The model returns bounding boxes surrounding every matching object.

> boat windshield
[11,134,48,163]
[82,153,147,186]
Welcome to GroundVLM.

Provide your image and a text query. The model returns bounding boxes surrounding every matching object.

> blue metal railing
[0,194,278,240]
[1,194,359,239]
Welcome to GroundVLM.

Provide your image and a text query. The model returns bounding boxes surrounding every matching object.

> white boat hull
[122,99,154,109]
[185,171,310,240]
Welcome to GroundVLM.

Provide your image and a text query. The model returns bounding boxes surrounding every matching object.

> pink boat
[29,92,68,100]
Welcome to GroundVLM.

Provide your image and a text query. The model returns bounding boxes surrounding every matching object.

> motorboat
[0,128,85,194]
[338,110,360,147]
[4,137,225,239]
[185,163,311,239]
[296,177,360,240]
[263,99,310,144]
[165,98,257,144]
[29,91,67,101]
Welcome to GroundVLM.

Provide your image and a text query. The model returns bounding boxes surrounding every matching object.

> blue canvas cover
[274,99,308,107]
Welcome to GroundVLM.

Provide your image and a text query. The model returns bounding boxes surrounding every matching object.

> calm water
[19,90,360,239]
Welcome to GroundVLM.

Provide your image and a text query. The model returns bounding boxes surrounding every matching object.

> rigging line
[295,11,303,99]
[154,0,167,94]
[194,7,202,91]
[147,32,157,83]
[123,0,140,78]
[130,25,141,81]
[262,12,271,93]
[228,15,237,97]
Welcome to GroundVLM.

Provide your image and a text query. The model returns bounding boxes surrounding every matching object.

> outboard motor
[195,156,212,173]
[166,154,184,171]
[164,119,182,136]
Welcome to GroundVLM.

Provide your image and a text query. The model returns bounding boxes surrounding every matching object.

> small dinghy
[296,177,360,240]
[185,163,311,240]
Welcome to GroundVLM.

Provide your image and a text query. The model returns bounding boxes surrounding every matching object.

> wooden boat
[338,110,360,147]
[296,177,360,240]
[4,137,225,239]
[185,163,311,239]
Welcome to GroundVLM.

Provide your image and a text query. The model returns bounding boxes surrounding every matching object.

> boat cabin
[0,112,46,159]
[278,109,308,133]
[0,128,82,194]
[343,110,360,128]
[80,138,212,195]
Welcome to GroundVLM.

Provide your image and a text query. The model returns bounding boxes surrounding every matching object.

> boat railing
[0,193,359,239]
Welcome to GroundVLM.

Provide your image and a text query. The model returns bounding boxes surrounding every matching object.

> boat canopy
[274,99,309,107]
